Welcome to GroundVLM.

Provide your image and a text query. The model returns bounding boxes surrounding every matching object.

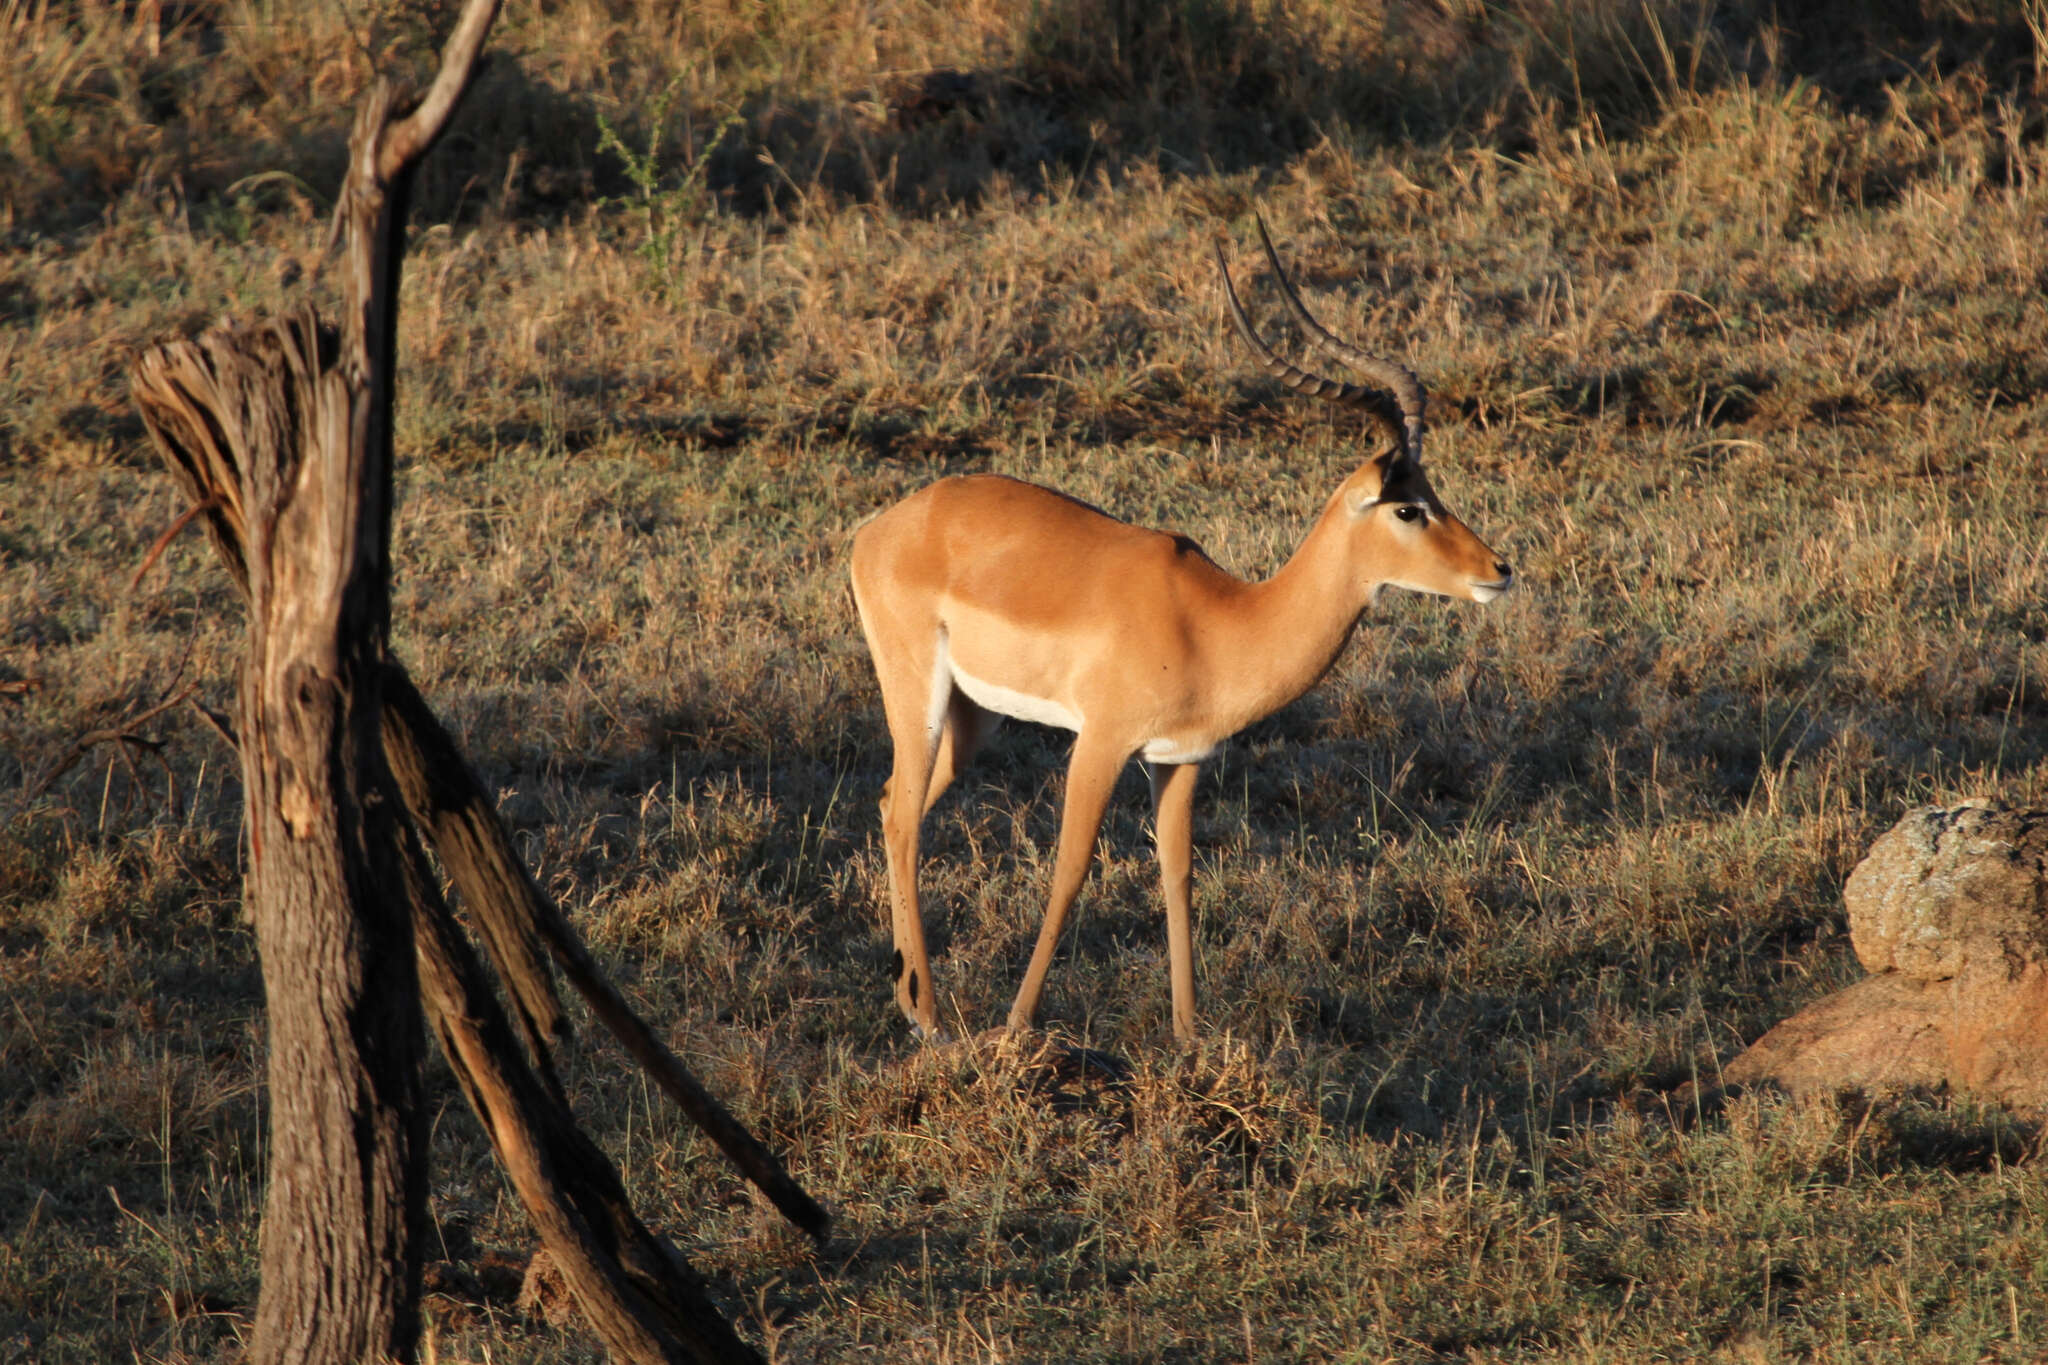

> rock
[1727,801,2048,1112]
[1725,973,1950,1095]
[1844,799,2048,980]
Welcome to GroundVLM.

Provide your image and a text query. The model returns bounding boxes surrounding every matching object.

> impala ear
[1345,450,1399,510]
[1345,454,1393,516]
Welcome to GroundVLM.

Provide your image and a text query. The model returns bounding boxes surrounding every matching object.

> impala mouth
[1468,576,1513,603]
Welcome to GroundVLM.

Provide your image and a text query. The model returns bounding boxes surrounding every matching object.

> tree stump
[128,2,822,1360]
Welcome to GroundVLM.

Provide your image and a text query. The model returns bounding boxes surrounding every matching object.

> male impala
[850,217,1513,1041]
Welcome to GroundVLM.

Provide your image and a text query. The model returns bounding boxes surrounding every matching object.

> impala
[849,217,1513,1040]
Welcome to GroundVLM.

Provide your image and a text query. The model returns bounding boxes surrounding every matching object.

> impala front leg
[1148,760,1201,1041]
[1006,734,1126,1033]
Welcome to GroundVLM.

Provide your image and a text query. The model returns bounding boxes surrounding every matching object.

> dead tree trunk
[133,263,429,1365]
[128,3,820,1361]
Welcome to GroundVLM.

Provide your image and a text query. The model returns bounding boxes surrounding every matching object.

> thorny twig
[14,677,200,821]
[129,495,224,592]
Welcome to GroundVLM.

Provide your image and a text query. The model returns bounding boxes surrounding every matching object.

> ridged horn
[1235,213,1428,463]
[1215,238,1406,453]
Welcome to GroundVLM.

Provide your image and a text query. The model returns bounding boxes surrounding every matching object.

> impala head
[1340,449,1513,602]
[1218,215,1513,605]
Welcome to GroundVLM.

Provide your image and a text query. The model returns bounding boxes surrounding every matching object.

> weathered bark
[130,3,821,1361]
[133,299,427,1365]
[380,667,828,1240]
[380,667,567,1081]
[129,12,511,1348]
[399,822,764,1364]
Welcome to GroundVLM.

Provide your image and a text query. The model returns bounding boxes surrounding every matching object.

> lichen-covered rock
[1845,800,2048,981]
[1729,800,2048,1113]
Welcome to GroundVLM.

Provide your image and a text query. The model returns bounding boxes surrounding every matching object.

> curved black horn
[1215,238,1406,452]
[1252,213,1426,461]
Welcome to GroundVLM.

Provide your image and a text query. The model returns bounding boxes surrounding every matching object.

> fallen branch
[400,817,764,1364]
[382,667,829,1242]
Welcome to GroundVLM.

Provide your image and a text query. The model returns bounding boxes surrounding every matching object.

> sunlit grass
[4,0,2047,1360]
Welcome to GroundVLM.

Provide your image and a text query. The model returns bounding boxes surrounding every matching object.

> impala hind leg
[1006,734,1127,1032]
[856,603,952,1036]
[878,706,947,1035]
[878,688,998,1034]
[924,693,998,818]
[1147,760,1202,1041]
[876,692,996,1035]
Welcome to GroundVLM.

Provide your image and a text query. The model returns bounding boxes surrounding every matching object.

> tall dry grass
[4,0,2048,1360]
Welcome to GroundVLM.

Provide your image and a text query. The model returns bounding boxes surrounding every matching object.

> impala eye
[1394,504,1425,524]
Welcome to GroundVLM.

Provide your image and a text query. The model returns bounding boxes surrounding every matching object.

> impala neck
[1219,486,1376,729]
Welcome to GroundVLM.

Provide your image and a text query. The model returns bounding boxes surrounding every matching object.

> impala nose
[1494,561,1512,579]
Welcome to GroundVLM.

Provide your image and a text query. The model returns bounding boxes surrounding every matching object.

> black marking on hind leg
[892,948,904,980]
[908,969,920,1007]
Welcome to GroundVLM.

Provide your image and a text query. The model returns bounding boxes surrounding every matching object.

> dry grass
[5,0,2048,1360]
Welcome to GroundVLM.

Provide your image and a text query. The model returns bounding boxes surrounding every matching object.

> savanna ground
[6,0,2048,1359]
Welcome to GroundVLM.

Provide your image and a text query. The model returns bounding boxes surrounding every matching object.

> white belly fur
[1140,735,1217,764]
[949,659,1083,732]
[942,639,1215,763]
